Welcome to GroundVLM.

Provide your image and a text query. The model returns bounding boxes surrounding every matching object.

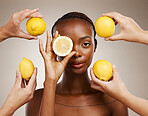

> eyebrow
[79,36,92,40]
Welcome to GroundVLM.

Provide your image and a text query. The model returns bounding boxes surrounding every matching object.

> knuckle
[11,13,17,19]
[128,17,134,22]
[112,11,118,15]
[29,94,34,100]
[26,89,32,96]
[24,9,29,12]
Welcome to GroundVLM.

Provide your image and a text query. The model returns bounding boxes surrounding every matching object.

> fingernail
[36,8,39,11]
[105,38,109,41]
[112,64,116,69]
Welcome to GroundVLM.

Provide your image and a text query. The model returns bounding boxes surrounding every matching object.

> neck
[56,70,92,95]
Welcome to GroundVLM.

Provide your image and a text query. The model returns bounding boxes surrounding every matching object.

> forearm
[0,102,15,116]
[0,26,9,42]
[120,92,148,116]
[39,79,57,116]
[136,30,148,45]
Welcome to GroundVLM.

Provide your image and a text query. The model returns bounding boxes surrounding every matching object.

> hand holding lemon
[0,8,44,42]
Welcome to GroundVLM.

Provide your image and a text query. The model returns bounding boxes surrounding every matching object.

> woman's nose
[72,45,81,58]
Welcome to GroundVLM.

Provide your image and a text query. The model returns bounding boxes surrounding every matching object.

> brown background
[0,0,148,115]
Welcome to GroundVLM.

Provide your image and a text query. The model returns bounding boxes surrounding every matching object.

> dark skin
[26,18,128,116]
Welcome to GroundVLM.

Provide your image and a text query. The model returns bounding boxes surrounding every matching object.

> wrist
[0,26,9,42]
[118,90,131,104]
[44,78,57,88]
[136,30,148,44]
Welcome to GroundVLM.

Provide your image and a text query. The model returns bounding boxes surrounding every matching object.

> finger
[112,64,120,81]
[26,12,43,18]
[39,39,46,58]
[21,78,25,88]
[90,68,106,86]
[91,82,105,93]
[61,51,76,67]
[52,31,59,42]
[51,31,59,56]
[102,12,125,25]
[104,33,123,41]
[32,80,37,92]
[27,67,37,89]
[20,8,40,20]
[15,70,22,87]
[18,31,38,40]
[45,30,52,53]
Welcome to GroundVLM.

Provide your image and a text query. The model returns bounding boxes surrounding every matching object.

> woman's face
[54,18,95,74]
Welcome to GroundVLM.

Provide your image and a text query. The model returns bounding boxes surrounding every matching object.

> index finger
[45,30,52,53]
[27,67,37,89]
[102,12,126,25]
[19,8,42,21]
[90,68,107,86]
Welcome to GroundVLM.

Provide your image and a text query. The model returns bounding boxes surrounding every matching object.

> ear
[94,38,97,52]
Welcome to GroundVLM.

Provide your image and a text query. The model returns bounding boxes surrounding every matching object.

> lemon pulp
[53,36,73,56]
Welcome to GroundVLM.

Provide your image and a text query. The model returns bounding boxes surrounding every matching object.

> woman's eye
[82,43,91,47]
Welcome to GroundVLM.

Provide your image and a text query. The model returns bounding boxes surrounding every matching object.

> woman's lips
[71,62,85,68]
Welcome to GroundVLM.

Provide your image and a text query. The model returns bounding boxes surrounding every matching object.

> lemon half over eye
[53,36,73,57]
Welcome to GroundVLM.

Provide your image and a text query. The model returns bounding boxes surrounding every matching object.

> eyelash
[82,42,91,47]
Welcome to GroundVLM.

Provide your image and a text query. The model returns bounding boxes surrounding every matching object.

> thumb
[61,51,76,67]
[112,65,120,81]
[91,81,105,93]
[18,31,38,40]
[105,33,123,41]
[15,70,22,87]
[90,68,106,87]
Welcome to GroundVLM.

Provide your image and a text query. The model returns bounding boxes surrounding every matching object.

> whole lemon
[93,60,112,81]
[19,57,34,80]
[26,18,46,36]
[95,16,115,38]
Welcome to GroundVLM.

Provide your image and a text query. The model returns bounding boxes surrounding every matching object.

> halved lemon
[53,36,73,57]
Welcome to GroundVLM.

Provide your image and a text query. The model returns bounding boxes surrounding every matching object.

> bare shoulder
[26,88,44,116]
[104,94,128,116]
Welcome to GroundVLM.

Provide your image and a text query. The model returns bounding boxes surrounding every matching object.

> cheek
[82,47,94,63]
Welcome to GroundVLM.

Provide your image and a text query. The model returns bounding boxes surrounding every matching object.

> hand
[90,65,128,100]
[102,12,144,43]
[39,31,75,84]
[0,8,43,42]
[0,68,37,116]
